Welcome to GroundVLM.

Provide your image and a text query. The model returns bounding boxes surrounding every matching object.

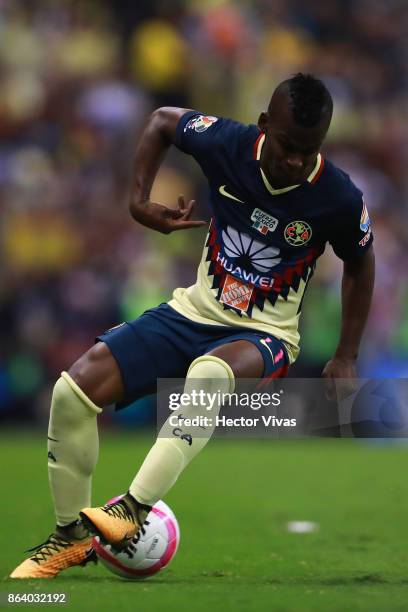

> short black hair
[273,73,333,128]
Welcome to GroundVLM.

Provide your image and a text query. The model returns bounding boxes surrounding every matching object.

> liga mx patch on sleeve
[184,115,218,133]
[360,201,370,233]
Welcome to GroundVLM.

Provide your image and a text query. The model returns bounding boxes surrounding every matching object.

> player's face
[258,94,328,188]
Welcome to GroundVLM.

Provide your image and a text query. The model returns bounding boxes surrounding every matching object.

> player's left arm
[322,245,375,380]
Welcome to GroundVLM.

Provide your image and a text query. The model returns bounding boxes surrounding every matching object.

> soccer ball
[92,497,180,579]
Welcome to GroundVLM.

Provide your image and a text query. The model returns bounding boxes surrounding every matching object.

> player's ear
[257,112,268,133]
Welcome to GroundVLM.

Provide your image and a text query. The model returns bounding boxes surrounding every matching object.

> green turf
[2,431,408,611]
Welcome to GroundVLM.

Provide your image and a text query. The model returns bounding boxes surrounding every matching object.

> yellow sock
[130,356,234,505]
[48,372,102,526]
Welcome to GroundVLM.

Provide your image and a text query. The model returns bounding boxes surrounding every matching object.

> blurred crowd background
[0,0,407,426]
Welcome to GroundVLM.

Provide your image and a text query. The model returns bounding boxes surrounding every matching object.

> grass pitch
[2,431,408,611]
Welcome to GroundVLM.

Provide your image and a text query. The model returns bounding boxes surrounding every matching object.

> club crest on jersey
[360,202,370,233]
[251,208,278,235]
[284,220,312,246]
[184,115,218,133]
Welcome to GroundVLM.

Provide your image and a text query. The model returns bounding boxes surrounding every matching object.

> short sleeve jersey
[167,111,373,362]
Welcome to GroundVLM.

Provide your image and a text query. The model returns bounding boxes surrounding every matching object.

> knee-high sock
[130,355,234,506]
[48,371,102,526]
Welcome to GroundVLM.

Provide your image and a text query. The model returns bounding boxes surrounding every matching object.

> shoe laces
[123,520,150,559]
[27,534,73,564]
[102,499,136,523]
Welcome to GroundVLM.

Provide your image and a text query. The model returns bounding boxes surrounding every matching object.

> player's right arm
[129,107,207,234]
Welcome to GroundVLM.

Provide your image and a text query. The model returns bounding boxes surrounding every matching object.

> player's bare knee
[67,360,93,398]
[66,344,105,399]
[67,342,123,407]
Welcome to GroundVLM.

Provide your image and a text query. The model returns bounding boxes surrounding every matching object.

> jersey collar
[254,133,324,196]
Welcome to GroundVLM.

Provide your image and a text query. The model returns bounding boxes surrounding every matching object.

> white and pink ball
[93,498,180,580]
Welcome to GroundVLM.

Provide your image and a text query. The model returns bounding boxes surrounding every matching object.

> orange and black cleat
[10,525,96,579]
[80,493,151,548]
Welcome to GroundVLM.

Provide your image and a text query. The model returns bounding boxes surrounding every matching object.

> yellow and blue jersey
[168,111,373,362]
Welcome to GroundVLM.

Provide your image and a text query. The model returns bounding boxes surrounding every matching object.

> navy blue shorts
[97,303,289,408]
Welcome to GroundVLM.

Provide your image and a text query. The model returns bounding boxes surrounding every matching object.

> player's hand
[321,356,358,401]
[161,195,208,233]
[131,195,207,234]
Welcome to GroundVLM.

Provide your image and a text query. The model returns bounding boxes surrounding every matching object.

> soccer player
[11,73,374,578]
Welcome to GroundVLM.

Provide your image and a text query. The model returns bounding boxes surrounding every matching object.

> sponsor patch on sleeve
[360,201,371,233]
[184,115,218,133]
